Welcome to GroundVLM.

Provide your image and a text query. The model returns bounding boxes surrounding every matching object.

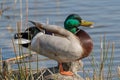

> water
[0,0,120,79]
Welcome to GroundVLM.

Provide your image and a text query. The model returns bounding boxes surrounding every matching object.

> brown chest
[75,30,93,59]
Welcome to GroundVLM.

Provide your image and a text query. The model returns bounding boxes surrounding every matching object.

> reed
[0,0,119,80]
[84,35,116,80]
[0,28,118,80]
[0,48,2,72]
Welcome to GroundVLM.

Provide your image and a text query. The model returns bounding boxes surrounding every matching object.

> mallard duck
[14,14,94,76]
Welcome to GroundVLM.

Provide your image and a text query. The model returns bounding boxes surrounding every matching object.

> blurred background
[0,0,120,79]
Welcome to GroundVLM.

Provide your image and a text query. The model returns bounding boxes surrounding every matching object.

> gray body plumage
[31,24,83,62]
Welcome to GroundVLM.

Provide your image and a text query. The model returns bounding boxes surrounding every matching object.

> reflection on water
[0,0,120,79]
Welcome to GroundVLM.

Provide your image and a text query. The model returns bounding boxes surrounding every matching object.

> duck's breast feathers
[76,30,93,59]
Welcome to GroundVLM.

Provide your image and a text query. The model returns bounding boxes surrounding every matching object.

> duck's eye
[75,17,81,23]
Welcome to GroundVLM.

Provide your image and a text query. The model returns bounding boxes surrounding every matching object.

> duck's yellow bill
[81,20,94,28]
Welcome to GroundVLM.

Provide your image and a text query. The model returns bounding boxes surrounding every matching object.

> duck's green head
[64,14,94,34]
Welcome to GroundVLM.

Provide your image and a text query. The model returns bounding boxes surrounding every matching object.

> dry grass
[0,34,118,80]
[0,0,119,80]
[83,35,117,80]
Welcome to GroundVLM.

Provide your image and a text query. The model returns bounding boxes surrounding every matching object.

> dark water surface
[0,0,120,79]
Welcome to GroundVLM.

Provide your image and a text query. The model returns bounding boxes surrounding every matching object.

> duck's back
[31,32,83,62]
